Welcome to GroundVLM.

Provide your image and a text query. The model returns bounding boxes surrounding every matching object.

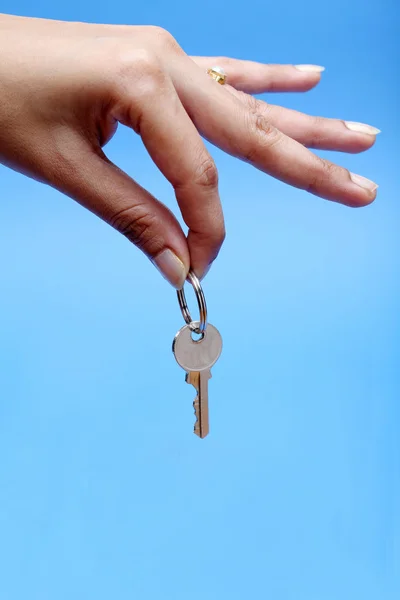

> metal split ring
[177,270,208,334]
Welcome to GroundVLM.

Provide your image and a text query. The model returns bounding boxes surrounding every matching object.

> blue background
[0,1,398,598]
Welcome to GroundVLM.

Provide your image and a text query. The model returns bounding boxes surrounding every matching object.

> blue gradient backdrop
[0,2,398,599]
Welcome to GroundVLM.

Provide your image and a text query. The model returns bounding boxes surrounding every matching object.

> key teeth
[186,371,198,386]
[193,394,201,437]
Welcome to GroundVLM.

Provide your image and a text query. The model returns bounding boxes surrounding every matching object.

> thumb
[48,141,190,289]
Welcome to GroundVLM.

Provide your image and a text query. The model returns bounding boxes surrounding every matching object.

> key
[172,321,222,439]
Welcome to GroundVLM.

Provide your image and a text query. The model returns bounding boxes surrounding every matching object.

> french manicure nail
[350,172,379,193]
[345,121,381,135]
[294,64,325,73]
[151,249,187,289]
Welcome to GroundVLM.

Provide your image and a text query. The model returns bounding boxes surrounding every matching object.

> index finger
[114,55,225,279]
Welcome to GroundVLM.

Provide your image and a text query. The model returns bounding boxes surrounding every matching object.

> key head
[173,322,222,372]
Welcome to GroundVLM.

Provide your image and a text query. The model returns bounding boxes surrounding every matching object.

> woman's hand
[0,14,379,287]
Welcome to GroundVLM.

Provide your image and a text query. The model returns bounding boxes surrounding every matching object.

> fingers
[112,54,225,279]
[172,62,378,207]
[224,86,380,153]
[45,132,190,289]
[190,56,324,93]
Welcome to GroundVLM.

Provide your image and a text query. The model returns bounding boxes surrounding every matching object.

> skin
[0,14,380,288]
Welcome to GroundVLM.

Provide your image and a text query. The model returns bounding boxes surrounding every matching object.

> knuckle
[113,47,163,90]
[109,204,161,251]
[320,158,339,178]
[246,94,261,113]
[306,158,338,193]
[147,26,182,53]
[233,89,259,113]
[110,48,165,132]
[193,156,219,190]
[242,94,274,122]
[244,111,282,163]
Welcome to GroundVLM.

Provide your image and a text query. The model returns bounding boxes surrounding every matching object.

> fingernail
[294,64,325,73]
[345,121,381,135]
[350,172,379,193]
[151,249,187,289]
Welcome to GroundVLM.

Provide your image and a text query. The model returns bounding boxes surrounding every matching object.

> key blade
[188,370,211,439]
[185,371,203,436]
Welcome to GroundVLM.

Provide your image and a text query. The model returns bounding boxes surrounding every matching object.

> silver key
[172,321,222,439]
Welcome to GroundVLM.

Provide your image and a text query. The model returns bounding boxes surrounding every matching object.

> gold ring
[207,66,227,85]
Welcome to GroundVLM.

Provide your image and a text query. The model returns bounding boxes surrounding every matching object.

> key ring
[177,270,208,334]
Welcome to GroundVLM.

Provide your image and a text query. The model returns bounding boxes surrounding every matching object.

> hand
[0,14,379,288]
